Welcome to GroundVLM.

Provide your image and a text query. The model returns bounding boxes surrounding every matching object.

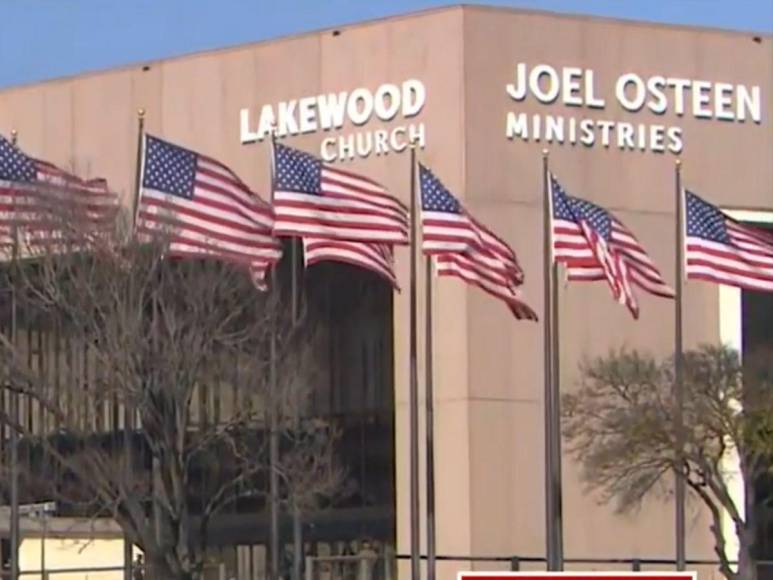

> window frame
[717,208,773,566]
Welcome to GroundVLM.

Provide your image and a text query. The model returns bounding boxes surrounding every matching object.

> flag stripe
[137,135,281,288]
[435,254,538,320]
[272,143,409,244]
[684,190,773,292]
[0,135,119,255]
[550,175,673,318]
[303,237,399,289]
[419,164,534,320]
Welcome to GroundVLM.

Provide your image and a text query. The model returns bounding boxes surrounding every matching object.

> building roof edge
[0,3,769,93]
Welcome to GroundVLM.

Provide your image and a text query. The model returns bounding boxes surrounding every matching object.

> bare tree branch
[563,345,773,580]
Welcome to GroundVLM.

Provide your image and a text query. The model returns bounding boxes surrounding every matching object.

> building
[0,4,771,579]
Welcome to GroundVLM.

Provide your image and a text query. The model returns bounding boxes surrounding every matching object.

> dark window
[740,221,773,564]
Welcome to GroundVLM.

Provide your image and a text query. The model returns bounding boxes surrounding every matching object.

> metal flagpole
[269,327,280,580]
[550,219,564,571]
[268,130,281,580]
[131,110,146,229]
[542,150,564,571]
[674,158,686,571]
[408,143,421,580]
[9,128,20,580]
[425,253,436,580]
[124,109,145,580]
[290,230,300,323]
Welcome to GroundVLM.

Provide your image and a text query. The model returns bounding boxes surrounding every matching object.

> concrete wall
[459,7,770,575]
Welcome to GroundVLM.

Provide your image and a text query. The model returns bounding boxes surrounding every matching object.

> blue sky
[1,0,771,89]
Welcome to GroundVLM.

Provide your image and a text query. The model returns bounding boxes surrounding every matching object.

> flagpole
[131,109,146,230]
[121,108,145,580]
[425,252,436,580]
[550,231,564,571]
[408,142,421,580]
[674,158,686,571]
[268,322,280,580]
[9,128,20,580]
[542,149,564,571]
[268,129,281,580]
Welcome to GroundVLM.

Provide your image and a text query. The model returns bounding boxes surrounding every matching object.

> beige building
[0,5,771,579]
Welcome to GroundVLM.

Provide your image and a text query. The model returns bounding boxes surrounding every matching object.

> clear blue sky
[1,0,771,90]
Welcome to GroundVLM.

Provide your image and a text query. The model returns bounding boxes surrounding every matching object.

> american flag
[419,164,537,320]
[684,190,773,292]
[0,134,119,257]
[302,238,399,289]
[550,174,674,318]
[272,143,409,244]
[136,135,282,288]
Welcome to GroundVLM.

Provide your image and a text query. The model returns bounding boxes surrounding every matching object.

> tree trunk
[736,467,758,580]
[145,559,200,580]
[144,550,204,580]
[736,534,757,580]
[292,505,303,580]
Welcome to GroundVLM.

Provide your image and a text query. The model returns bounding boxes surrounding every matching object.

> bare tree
[0,207,345,579]
[563,344,773,580]
[277,414,351,580]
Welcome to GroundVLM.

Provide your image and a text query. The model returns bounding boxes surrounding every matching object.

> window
[717,210,773,567]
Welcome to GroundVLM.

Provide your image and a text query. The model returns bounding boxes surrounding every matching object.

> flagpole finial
[675,158,682,167]
[542,148,549,157]
[137,108,146,119]
[10,129,17,144]
[409,136,419,150]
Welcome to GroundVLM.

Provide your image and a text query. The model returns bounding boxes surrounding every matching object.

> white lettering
[616,74,646,112]
[506,112,529,140]
[568,117,577,143]
[320,138,337,162]
[545,116,565,142]
[579,119,595,146]
[338,134,356,160]
[585,70,606,108]
[408,123,426,148]
[239,109,259,143]
[530,65,561,104]
[374,84,402,121]
[347,88,374,126]
[692,81,713,119]
[646,76,668,114]
[637,123,647,151]
[667,78,691,116]
[298,97,317,133]
[650,124,666,152]
[598,120,615,147]
[506,63,528,101]
[317,92,347,130]
[390,127,408,152]
[714,83,735,121]
[402,80,426,118]
[374,130,390,155]
[532,114,542,141]
[737,85,761,123]
[667,126,684,154]
[356,132,373,157]
[617,123,635,149]
[257,104,276,140]
[277,100,298,136]
[562,67,583,107]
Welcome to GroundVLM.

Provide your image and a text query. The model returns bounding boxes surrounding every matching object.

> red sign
[459,574,697,580]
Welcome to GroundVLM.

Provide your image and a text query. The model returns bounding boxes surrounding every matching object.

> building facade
[0,5,771,579]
